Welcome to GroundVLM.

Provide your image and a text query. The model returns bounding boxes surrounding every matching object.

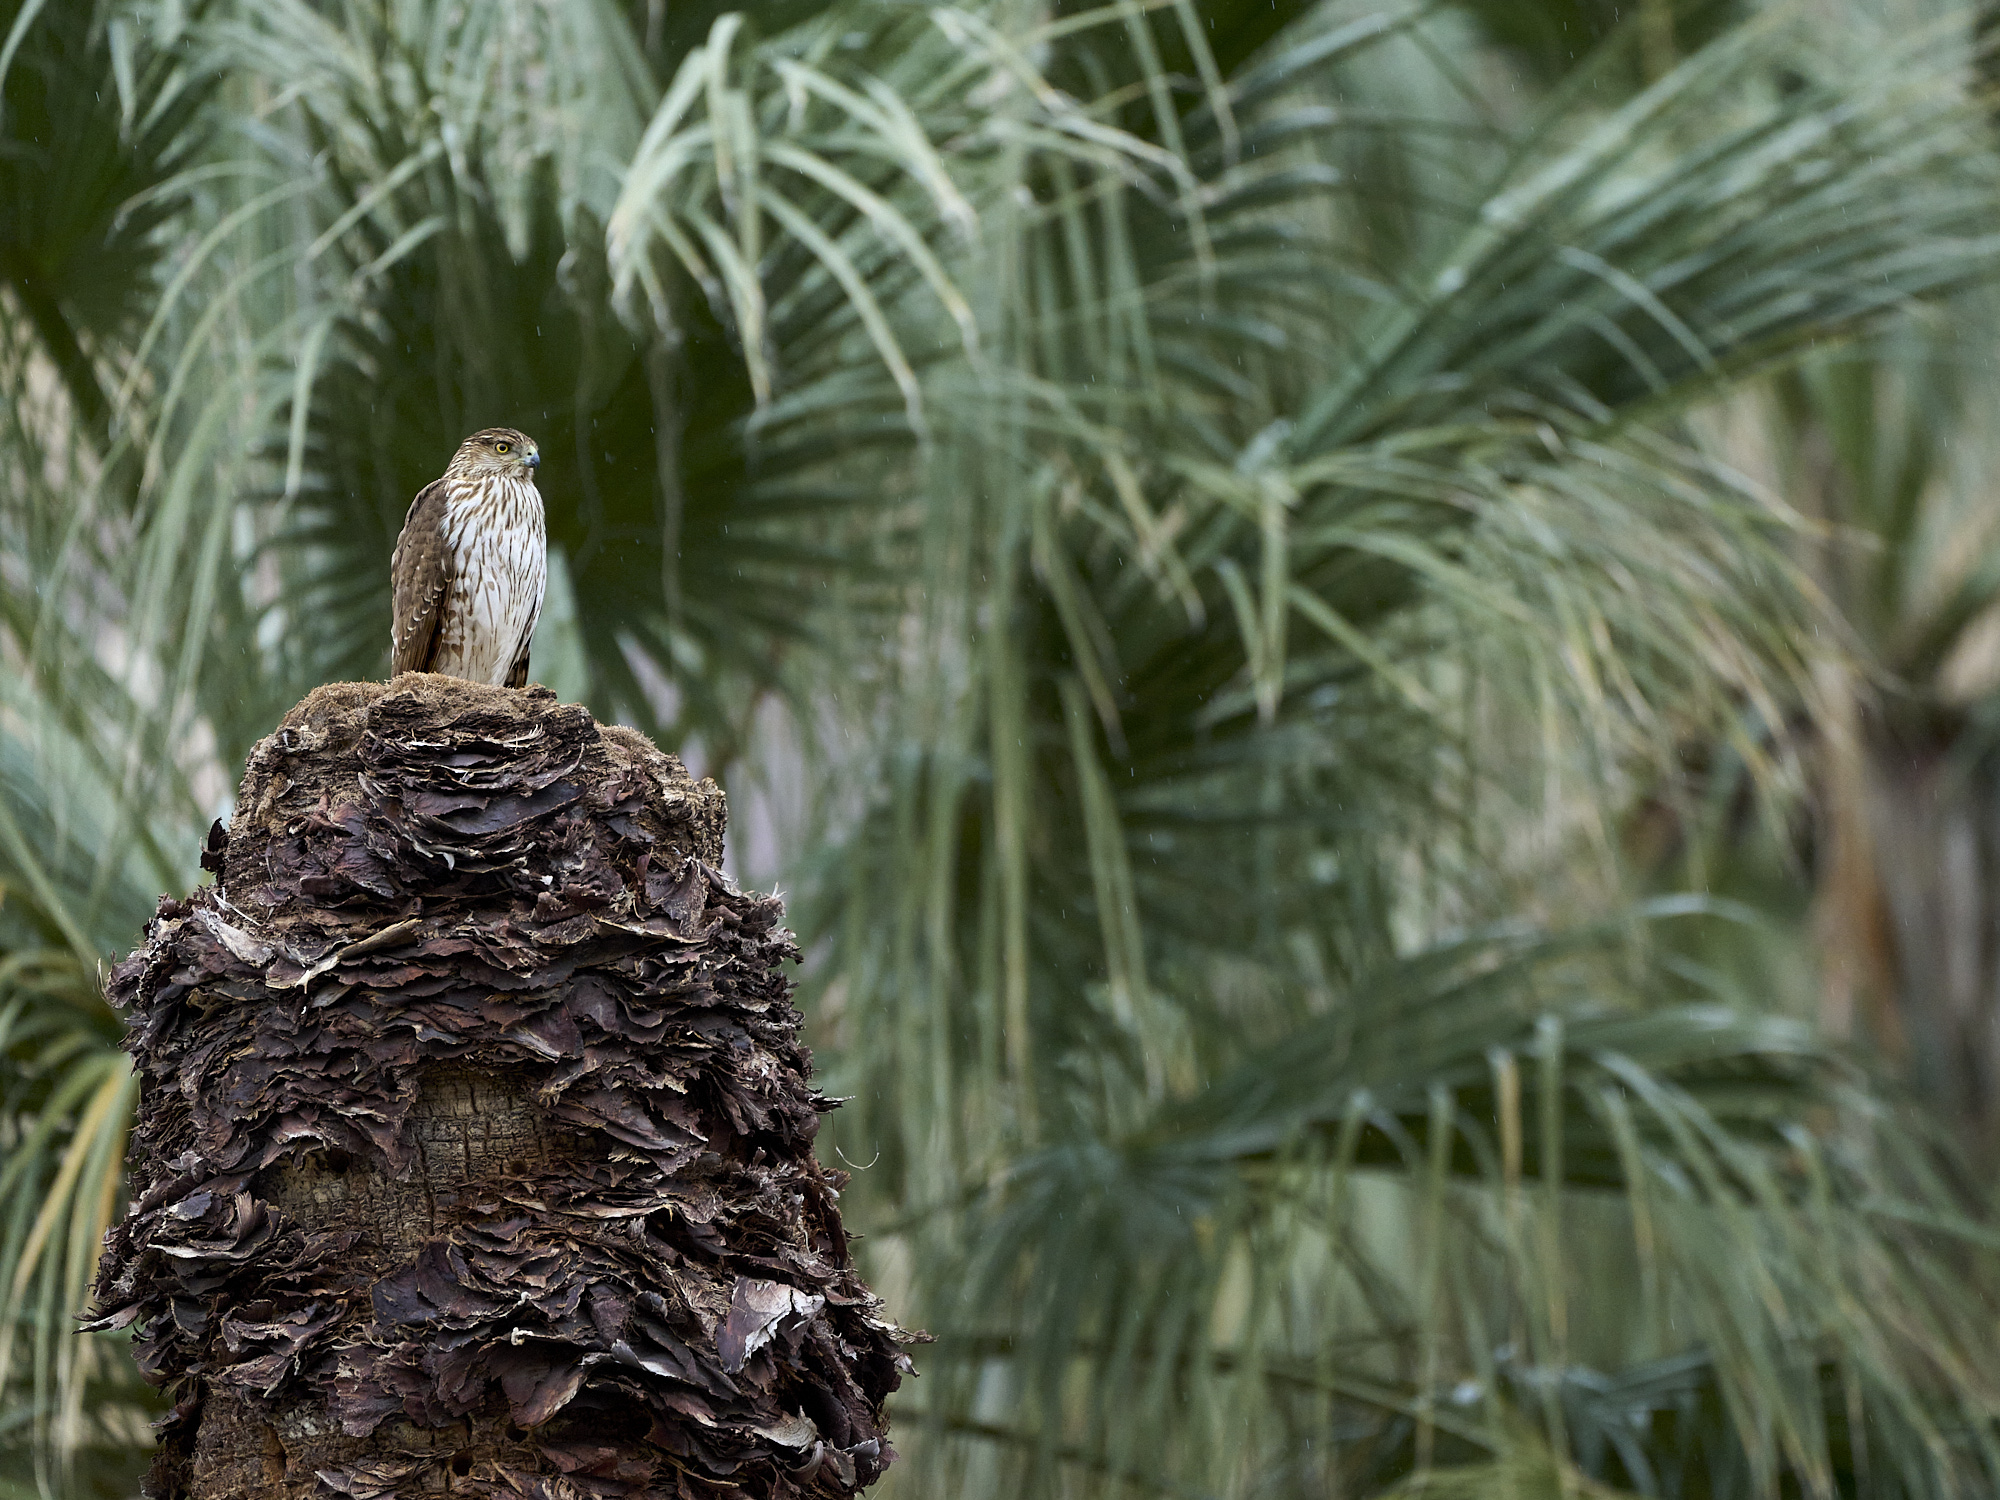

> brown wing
[389,479,454,676]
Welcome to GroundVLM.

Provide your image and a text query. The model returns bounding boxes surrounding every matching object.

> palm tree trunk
[90,677,912,1497]
[1862,728,2000,1153]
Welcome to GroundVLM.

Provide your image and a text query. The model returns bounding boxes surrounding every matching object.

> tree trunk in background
[1810,649,2000,1153]
[1863,729,2000,1154]
[90,677,913,1498]
[1809,658,1906,1055]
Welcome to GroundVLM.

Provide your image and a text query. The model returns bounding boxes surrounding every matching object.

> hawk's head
[450,427,541,481]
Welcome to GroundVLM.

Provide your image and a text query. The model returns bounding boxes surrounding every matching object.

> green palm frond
[8,0,2000,1495]
[0,925,151,1494]
[805,0,1998,1177]
[920,913,2000,1496]
[0,0,219,444]
[608,7,983,417]
[774,6,2000,1493]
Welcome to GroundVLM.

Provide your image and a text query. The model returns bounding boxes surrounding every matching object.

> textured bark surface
[91,677,913,1498]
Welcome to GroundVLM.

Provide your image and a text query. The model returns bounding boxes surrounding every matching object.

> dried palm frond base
[90,676,914,1499]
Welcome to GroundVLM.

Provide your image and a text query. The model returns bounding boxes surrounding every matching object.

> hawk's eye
[495,440,512,454]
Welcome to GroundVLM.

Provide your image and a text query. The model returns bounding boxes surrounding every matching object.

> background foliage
[7,0,2000,1495]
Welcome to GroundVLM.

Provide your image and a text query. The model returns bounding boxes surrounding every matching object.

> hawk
[390,428,547,687]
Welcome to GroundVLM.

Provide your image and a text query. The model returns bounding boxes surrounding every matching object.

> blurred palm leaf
[0,9,224,1479]
[923,914,2000,1495]
[770,4,2000,1494]
[7,1,2000,1496]
[1755,300,2000,1148]
[0,0,216,443]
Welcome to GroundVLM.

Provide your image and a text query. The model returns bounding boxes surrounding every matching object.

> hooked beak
[525,450,540,470]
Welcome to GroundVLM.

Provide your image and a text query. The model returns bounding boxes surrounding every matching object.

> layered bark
[91,677,912,1498]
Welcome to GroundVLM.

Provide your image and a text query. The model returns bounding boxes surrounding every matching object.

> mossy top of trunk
[93,676,914,1499]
